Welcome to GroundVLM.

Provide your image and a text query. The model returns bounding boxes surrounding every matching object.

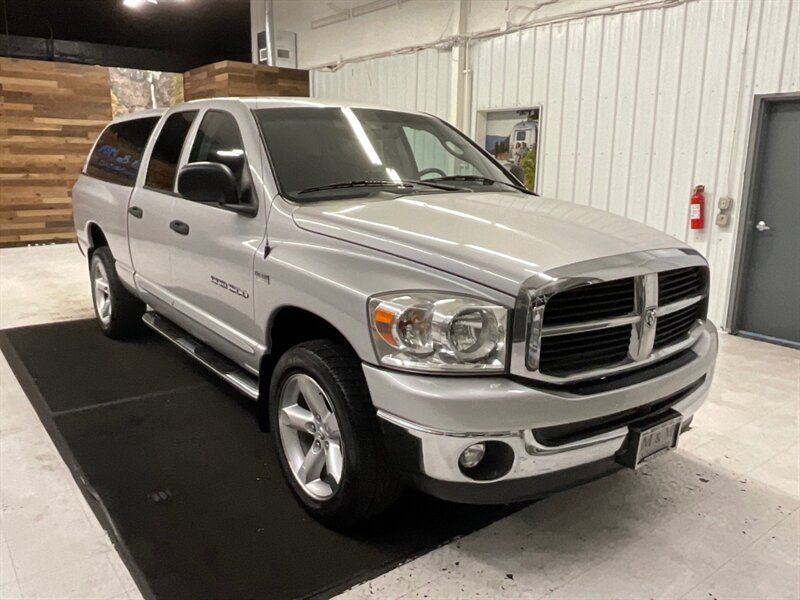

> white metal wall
[311,48,452,119]
[469,0,800,324]
[309,0,799,325]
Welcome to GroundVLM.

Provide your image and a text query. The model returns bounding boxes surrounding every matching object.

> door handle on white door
[755,220,771,232]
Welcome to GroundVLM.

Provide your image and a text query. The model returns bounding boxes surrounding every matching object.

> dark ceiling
[0,0,251,70]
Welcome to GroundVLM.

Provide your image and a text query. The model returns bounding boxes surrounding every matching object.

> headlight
[368,293,508,372]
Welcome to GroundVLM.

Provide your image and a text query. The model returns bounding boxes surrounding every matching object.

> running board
[142,312,259,400]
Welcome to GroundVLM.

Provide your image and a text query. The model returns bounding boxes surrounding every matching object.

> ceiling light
[352,0,396,18]
[311,11,350,29]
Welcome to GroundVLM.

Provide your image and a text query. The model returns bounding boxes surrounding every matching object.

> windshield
[253,107,523,200]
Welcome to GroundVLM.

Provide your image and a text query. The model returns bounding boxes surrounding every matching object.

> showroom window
[85,117,160,186]
[189,110,246,173]
[145,111,198,192]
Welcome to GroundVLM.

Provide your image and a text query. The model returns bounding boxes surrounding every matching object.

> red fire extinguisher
[690,185,705,230]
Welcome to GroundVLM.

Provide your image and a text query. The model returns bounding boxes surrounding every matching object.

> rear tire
[89,247,145,339]
[269,339,402,529]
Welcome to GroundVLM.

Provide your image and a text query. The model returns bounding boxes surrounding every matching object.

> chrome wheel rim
[92,260,112,326]
[277,373,344,501]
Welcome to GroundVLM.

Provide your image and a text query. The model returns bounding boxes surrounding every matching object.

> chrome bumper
[367,320,717,487]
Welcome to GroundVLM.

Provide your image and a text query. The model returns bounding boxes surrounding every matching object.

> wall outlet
[718,196,733,211]
[715,212,730,227]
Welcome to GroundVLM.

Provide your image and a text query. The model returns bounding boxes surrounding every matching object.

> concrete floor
[0,244,798,600]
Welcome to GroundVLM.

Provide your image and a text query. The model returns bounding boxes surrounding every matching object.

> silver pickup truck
[72,98,717,528]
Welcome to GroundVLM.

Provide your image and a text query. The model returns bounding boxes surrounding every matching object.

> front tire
[89,247,145,339]
[269,339,402,529]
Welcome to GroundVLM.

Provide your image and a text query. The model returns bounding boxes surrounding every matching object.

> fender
[255,200,514,365]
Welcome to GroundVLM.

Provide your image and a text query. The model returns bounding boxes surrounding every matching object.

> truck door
[168,109,266,365]
[128,110,198,310]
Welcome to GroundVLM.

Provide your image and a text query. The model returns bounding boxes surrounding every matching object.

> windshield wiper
[427,175,529,193]
[399,179,464,191]
[296,179,461,195]
[297,180,410,195]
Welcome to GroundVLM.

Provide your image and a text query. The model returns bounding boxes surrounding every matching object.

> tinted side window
[145,111,198,192]
[189,111,245,171]
[86,117,159,186]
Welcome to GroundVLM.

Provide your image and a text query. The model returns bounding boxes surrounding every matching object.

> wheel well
[87,223,108,258]
[257,307,356,429]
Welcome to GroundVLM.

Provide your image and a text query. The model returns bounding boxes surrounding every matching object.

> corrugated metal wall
[310,0,799,325]
[469,0,799,323]
[311,48,452,119]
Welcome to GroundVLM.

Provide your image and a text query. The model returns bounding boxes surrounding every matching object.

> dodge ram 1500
[72,98,717,528]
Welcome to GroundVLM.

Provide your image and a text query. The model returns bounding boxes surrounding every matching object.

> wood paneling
[0,58,309,247]
[1,57,112,247]
[184,60,309,101]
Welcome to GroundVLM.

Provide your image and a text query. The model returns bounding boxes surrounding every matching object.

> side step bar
[142,312,259,400]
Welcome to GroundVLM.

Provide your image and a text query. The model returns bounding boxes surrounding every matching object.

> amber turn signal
[373,306,397,347]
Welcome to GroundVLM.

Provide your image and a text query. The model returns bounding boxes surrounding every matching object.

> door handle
[169,220,190,236]
[755,220,771,232]
[128,206,143,219]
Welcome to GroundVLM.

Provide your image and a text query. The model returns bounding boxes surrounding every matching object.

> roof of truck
[109,108,167,123]
[193,96,424,114]
[107,98,425,125]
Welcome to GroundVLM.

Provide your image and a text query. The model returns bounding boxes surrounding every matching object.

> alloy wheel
[277,373,344,501]
[92,260,112,326]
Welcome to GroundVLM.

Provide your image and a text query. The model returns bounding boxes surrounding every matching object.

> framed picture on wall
[109,68,184,117]
[475,107,541,193]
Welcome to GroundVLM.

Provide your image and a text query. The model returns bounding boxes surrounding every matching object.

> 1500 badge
[210,275,250,299]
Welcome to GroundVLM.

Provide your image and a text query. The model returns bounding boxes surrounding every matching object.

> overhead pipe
[313,0,694,71]
[263,0,276,66]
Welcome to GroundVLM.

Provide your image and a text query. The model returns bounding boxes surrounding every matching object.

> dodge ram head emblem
[645,307,658,328]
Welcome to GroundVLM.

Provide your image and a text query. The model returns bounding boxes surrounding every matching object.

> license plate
[617,410,682,469]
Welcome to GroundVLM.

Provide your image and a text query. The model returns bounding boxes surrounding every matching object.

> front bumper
[365,320,717,503]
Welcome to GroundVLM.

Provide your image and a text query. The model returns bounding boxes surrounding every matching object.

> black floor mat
[0,319,518,600]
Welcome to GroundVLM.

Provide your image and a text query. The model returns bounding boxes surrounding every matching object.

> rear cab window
[85,117,160,186]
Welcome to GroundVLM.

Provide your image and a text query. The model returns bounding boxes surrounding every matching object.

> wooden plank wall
[0,58,309,247]
[0,57,112,247]
[184,60,309,101]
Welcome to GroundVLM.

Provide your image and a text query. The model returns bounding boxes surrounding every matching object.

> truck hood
[292,192,687,295]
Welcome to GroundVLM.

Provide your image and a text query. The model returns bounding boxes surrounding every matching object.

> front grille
[658,267,704,304]
[654,303,704,349]
[539,325,631,376]
[529,262,709,383]
[542,278,635,327]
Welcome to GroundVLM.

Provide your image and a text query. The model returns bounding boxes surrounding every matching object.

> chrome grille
[526,263,709,382]
[658,267,704,305]
[542,278,635,327]
[654,302,704,349]
[539,325,632,376]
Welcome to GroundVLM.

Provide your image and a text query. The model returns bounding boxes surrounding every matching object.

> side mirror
[509,164,525,185]
[178,162,239,205]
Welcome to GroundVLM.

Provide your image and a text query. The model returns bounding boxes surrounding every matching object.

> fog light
[459,443,486,469]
